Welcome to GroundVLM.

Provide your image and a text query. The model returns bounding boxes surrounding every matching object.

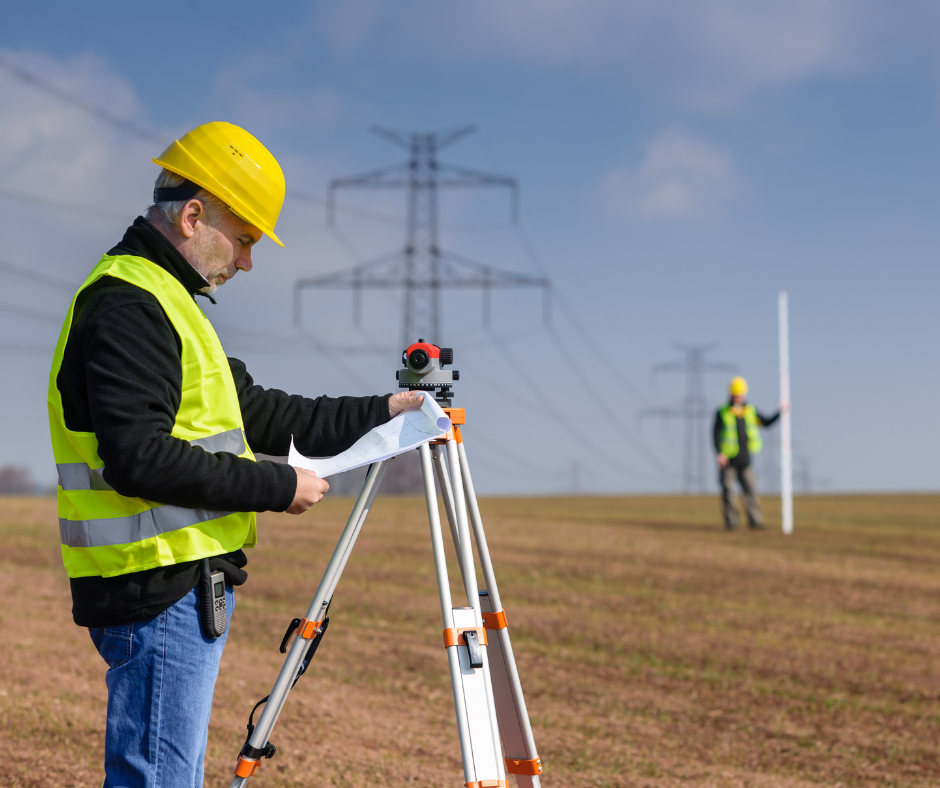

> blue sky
[1,1,938,494]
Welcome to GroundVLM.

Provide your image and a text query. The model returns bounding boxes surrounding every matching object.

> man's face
[731,394,745,406]
[190,207,263,293]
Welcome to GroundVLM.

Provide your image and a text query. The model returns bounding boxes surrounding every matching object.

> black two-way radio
[200,558,227,639]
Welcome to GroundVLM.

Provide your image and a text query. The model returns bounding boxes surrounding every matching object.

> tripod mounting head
[396,339,460,406]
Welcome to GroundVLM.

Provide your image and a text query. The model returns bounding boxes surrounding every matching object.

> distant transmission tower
[641,343,736,493]
[793,452,829,493]
[293,125,551,347]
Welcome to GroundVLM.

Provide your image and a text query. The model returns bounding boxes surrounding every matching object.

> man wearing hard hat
[713,377,780,530]
[48,122,423,786]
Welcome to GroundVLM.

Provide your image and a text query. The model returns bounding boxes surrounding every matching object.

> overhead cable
[541,320,675,478]
[485,327,658,484]
[0,343,55,354]
[0,259,77,293]
[0,300,63,324]
[514,226,651,406]
[288,189,404,225]
[0,55,166,145]
[0,187,127,221]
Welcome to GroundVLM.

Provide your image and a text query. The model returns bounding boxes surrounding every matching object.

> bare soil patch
[1,493,938,786]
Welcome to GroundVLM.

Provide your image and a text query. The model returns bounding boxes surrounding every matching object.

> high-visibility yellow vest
[48,254,257,579]
[718,404,762,458]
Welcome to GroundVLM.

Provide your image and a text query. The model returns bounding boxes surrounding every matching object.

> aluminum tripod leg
[420,442,505,787]
[231,460,389,786]
[456,440,542,786]
[431,443,469,587]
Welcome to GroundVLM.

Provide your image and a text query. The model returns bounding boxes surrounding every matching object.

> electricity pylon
[293,126,551,347]
[640,343,736,493]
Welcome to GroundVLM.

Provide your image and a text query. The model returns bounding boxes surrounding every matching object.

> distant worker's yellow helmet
[729,376,749,397]
[153,121,286,247]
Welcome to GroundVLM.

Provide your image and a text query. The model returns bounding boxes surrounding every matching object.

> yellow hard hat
[153,121,285,247]
[729,376,749,397]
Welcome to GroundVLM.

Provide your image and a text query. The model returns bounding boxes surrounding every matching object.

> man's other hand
[717,454,729,469]
[389,391,425,418]
[287,468,329,514]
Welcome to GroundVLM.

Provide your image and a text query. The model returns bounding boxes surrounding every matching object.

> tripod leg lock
[234,739,276,779]
[279,618,302,653]
[279,617,324,653]
[505,756,543,775]
[234,756,261,778]
[463,629,484,668]
[240,741,277,761]
[442,626,488,648]
[481,609,508,630]
[443,626,487,669]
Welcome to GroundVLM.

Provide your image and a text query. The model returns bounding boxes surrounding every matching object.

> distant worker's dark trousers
[719,463,765,529]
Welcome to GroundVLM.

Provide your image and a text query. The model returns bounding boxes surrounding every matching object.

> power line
[514,226,650,406]
[0,301,63,324]
[0,343,55,355]
[539,320,674,478]
[470,128,653,408]
[486,327,657,483]
[0,259,79,294]
[0,55,166,145]
[505,227,677,480]
[0,187,127,221]
[288,189,404,225]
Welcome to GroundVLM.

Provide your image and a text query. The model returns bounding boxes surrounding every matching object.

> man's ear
[179,199,205,240]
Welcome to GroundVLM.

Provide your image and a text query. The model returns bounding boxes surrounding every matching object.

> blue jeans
[89,583,235,788]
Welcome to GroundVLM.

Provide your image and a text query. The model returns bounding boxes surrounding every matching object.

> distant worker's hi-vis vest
[718,404,762,459]
[48,254,256,579]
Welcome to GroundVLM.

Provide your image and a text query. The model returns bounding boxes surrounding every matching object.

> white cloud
[601,128,744,223]
[0,51,160,212]
[311,0,929,108]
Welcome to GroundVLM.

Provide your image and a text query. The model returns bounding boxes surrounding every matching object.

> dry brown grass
[1,493,938,787]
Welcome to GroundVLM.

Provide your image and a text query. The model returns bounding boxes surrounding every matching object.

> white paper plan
[287,393,452,478]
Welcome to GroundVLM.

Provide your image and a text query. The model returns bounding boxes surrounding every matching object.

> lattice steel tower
[641,344,737,493]
[293,126,550,347]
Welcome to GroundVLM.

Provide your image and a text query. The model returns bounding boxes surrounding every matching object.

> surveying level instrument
[231,341,543,787]
[397,339,459,405]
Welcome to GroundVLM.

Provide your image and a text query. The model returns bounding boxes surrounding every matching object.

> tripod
[230,345,542,787]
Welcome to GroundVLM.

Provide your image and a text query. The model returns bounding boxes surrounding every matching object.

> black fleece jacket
[61,217,391,627]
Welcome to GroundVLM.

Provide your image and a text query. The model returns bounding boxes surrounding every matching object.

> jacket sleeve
[228,357,392,458]
[713,410,724,454]
[756,409,781,427]
[82,299,297,512]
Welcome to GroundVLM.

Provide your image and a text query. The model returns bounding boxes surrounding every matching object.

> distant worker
[48,122,425,786]
[713,376,781,530]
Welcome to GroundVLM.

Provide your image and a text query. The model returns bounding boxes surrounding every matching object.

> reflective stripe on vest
[60,505,232,548]
[718,404,763,458]
[191,426,247,455]
[57,462,114,492]
[56,427,246,492]
[48,254,257,579]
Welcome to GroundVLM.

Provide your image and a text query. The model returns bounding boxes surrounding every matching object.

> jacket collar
[108,217,210,297]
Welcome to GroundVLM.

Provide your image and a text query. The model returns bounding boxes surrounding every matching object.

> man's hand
[717,454,729,469]
[389,391,425,418]
[287,468,329,514]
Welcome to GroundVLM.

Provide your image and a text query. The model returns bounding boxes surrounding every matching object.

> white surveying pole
[778,290,793,535]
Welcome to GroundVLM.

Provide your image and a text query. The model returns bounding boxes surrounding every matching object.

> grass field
[1,493,938,787]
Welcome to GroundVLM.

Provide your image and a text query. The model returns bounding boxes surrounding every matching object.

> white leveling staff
[779,290,793,535]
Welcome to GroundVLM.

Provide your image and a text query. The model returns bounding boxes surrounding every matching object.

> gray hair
[145,169,231,227]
